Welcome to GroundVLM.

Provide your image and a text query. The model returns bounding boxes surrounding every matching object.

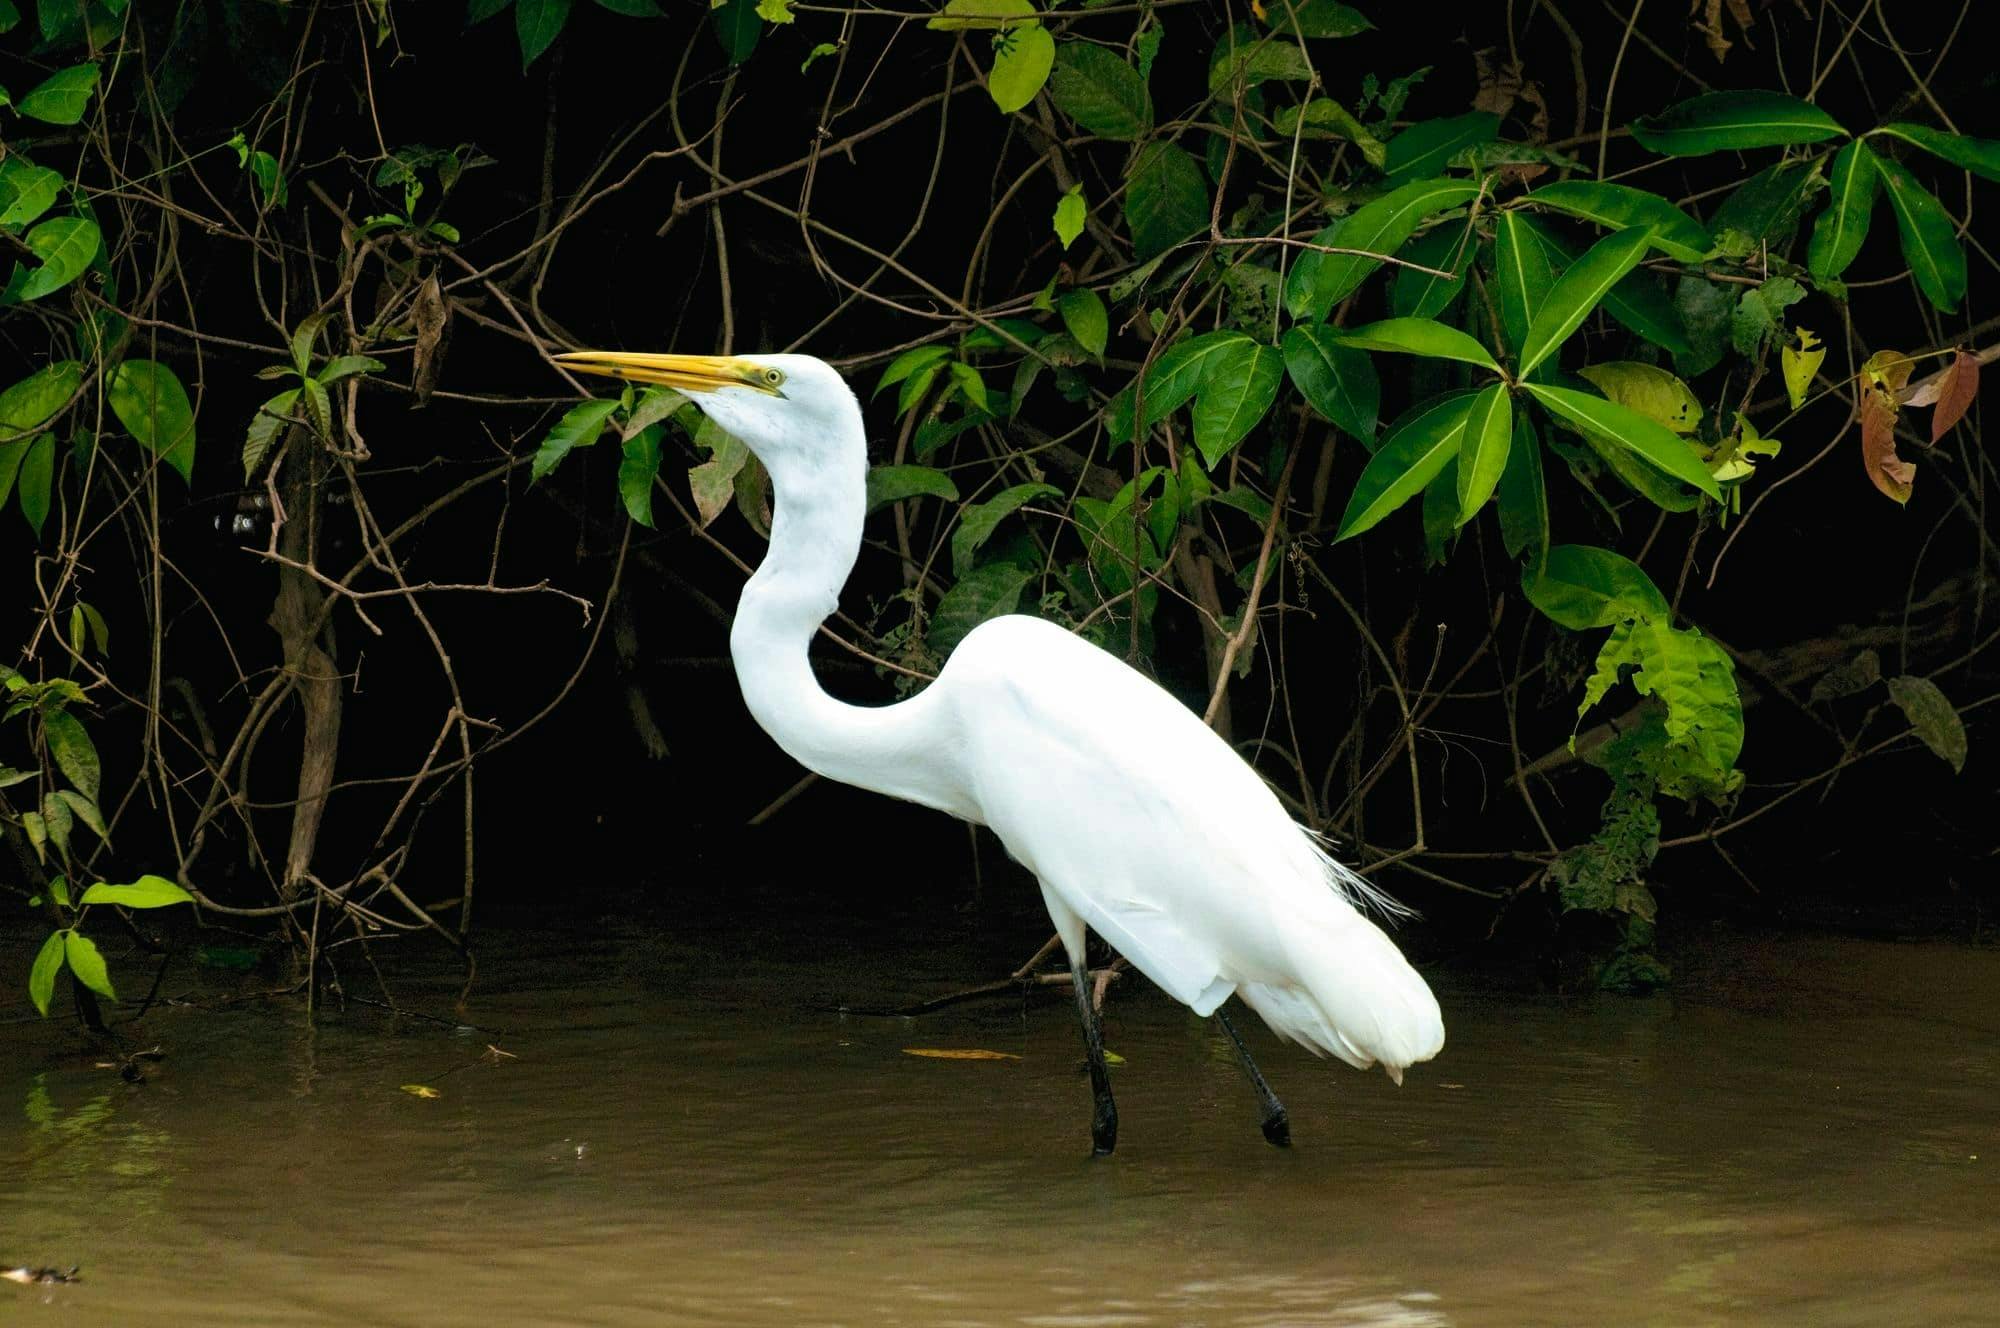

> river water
[3,900,1996,1326]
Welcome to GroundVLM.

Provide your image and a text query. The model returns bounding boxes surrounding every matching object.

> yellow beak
[553,351,784,396]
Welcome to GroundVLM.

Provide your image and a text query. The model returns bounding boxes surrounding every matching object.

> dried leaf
[409,274,449,408]
[1472,48,1523,117]
[1781,327,1824,411]
[1886,675,1967,774]
[400,1084,442,1098]
[1860,351,1915,504]
[1930,350,1978,443]
[1809,648,1881,704]
[901,1048,1021,1061]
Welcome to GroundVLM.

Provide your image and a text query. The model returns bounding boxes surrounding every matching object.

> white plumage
[554,348,1443,1150]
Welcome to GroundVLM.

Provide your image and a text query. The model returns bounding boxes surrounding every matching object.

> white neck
[727,417,970,819]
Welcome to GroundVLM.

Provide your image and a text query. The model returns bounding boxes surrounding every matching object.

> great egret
[555,350,1444,1154]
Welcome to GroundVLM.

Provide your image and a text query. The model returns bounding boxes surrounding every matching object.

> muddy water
[2,907,1996,1327]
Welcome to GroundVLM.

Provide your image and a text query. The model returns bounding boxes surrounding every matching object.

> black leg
[1069,956,1118,1156]
[1216,1007,1291,1147]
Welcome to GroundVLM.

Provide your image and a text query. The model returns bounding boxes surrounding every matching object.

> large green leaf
[0,159,64,228]
[108,359,198,482]
[866,464,960,513]
[8,216,100,303]
[1872,123,2000,184]
[15,62,99,125]
[1521,543,1668,629]
[1456,383,1512,526]
[1518,181,1712,263]
[1333,316,1498,372]
[1057,288,1108,356]
[1493,212,1557,361]
[1207,26,1312,92]
[1525,382,1721,500]
[617,426,661,528]
[18,431,53,536]
[1383,111,1500,179]
[64,930,116,1001]
[1629,91,1844,156]
[515,0,570,67]
[931,562,1034,654]
[0,360,82,438]
[1496,410,1548,566]
[952,482,1059,576]
[1710,161,1823,251]
[925,0,1035,28]
[530,399,618,481]
[1280,324,1377,441]
[1136,331,1246,430]
[1123,143,1209,260]
[1285,178,1479,319]
[1516,226,1652,376]
[1047,41,1152,140]
[988,24,1054,113]
[709,0,759,61]
[1873,155,1966,314]
[1575,362,1701,433]
[1808,139,1878,283]
[1389,226,1472,320]
[1334,392,1475,540]
[41,707,99,801]
[1521,218,1688,357]
[1271,0,1371,37]
[80,875,195,909]
[29,931,64,1017]
[1189,339,1283,468]
[243,389,299,480]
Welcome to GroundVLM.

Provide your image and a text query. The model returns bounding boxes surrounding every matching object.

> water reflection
[1,926,1996,1325]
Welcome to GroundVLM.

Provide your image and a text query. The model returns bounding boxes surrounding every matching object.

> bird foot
[1261,1109,1291,1148]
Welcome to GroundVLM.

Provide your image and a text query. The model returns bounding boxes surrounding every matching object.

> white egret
[555,350,1444,1154]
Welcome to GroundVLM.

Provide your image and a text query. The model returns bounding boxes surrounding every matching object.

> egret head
[553,350,861,478]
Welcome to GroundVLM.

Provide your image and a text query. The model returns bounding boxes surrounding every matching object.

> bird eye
[764,368,785,387]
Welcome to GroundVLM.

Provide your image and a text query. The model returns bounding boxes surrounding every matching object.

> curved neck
[728,432,970,819]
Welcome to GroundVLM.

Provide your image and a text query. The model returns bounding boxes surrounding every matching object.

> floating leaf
[1782,328,1825,411]
[1808,139,1878,284]
[1629,90,1844,156]
[1334,392,1475,540]
[902,1048,1021,1060]
[401,1084,443,1099]
[1886,675,1966,774]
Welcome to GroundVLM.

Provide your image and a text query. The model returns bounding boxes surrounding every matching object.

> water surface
[3,909,1995,1326]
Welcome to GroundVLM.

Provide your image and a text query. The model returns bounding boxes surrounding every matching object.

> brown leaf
[902,1048,1021,1061]
[1472,48,1524,117]
[1691,0,1756,62]
[1861,388,1914,504]
[410,273,449,408]
[1931,350,1979,443]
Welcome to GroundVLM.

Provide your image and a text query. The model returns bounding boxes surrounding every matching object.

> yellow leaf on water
[1782,327,1825,411]
[902,1048,1020,1061]
[400,1084,441,1099]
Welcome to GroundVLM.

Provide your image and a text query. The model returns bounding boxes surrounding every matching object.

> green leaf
[18,431,53,536]
[1673,276,1734,377]
[988,23,1054,114]
[467,0,513,21]
[1286,179,1479,319]
[1335,392,1476,540]
[1629,91,1844,156]
[1389,226,1472,320]
[866,464,960,513]
[1493,212,1557,361]
[926,0,1034,29]
[1577,620,1743,798]
[515,0,570,67]
[243,389,299,480]
[0,159,64,228]
[1207,26,1311,92]
[617,425,661,528]
[753,0,791,21]
[1521,543,1668,629]
[952,482,1059,576]
[946,362,991,414]
[1575,362,1702,433]
[1871,123,2000,184]
[1272,0,1371,38]
[1189,340,1283,468]
[1384,111,1500,180]
[1281,324,1378,441]
[1710,161,1823,252]
[932,562,1034,655]
[1517,226,1653,376]
[1136,330,1245,430]
[15,62,98,125]
[1496,410,1548,566]
[530,399,618,481]
[108,360,199,482]
[594,0,664,13]
[80,875,196,909]
[315,355,385,385]
[1525,382,1721,500]
[29,931,64,1017]
[1057,288,1108,356]
[874,345,951,397]
[1123,143,1209,260]
[1873,155,1966,314]
[1420,458,1459,566]
[1808,139,1878,284]
[1271,99,1387,167]
[64,930,116,1001]
[1456,383,1512,525]
[1730,275,1804,356]
[1333,316,1499,372]
[1518,181,1712,263]
[800,41,838,72]
[42,707,99,801]
[1599,268,1691,358]
[8,217,101,303]
[1886,674,1967,774]
[1047,41,1153,140]
[0,360,82,438]
[52,789,105,843]
[688,419,750,526]
[710,0,760,61]
[1053,183,1086,250]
